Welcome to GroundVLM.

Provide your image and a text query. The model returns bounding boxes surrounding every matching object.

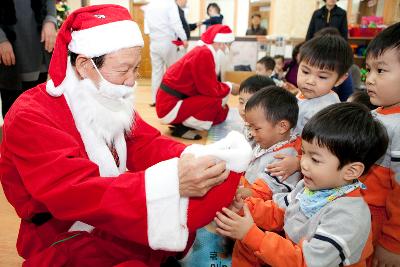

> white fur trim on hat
[214,32,234,43]
[69,20,144,58]
[46,58,78,97]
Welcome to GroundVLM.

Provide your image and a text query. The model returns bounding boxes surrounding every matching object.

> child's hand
[266,154,300,181]
[237,187,252,200]
[372,245,400,267]
[214,204,254,240]
[229,196,244,213]
[229,187,252,212]
[283,82,299,94]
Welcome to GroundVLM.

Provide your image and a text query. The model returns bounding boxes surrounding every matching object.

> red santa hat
[200,24,234,45]
[46,4,144,97]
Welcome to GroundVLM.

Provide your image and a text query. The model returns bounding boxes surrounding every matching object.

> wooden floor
[0,79,238,266]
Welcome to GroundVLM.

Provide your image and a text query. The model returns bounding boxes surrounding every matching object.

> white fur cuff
[145,158,189,251]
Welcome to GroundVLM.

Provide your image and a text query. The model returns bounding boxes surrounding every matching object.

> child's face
[366,48,400,108]
[238,91,253,120]
[300,139,348,190]
[208,7,218,16]
[256,63,272,77]
[245,107,282,149]
[274,58,284,72]
[297,61,346,99]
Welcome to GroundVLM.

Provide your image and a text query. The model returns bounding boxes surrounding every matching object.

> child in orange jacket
[362,22,400,266]
[239,86,301,201]
[215,103,388,267]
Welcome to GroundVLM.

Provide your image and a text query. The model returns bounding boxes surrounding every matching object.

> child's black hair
[251,13,261,19]
[245,86,299,129]
[292,41,304,62]
[299,34,353,77]
[314,27,341,37]
[239,75,275,94]
[257,56,276,72]
[206,3,221,15]
[348,90,377,110]
[273,55,285,62]
[302,102,388,174]
[366,22,400,60]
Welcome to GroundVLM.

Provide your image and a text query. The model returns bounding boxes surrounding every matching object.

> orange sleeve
[242,225,307,267]
[246,197,285,232]
[379,176,400,253]
[250,179,273,201]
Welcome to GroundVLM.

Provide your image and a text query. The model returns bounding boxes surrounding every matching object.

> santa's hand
[183,131,252,173]
[178,153,229,197]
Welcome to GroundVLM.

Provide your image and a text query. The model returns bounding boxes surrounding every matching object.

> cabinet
[347,0,400,25]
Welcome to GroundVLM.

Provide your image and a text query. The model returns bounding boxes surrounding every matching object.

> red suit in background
[156,25,234,134]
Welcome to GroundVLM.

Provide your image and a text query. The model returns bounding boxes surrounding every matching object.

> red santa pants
[22,231,170,267]
[160,95,229,130]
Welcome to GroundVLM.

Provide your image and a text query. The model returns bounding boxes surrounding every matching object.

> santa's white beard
[61,62,136,233]
[63,71,136,178]
[66,78,135,147]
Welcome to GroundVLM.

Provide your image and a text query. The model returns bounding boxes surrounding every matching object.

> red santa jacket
[0,83,241,263]
[156,45,231,118]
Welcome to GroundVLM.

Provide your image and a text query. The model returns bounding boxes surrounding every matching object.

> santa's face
[85,47,142,88]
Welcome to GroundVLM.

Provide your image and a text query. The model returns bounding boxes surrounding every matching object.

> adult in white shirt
[144,0,188,106]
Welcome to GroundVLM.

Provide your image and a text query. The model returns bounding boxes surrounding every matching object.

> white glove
[182,131,252,172]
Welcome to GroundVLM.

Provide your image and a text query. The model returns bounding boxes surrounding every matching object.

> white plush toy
[182,131,252,173]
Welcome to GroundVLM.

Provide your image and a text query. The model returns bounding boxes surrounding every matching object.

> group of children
[207,22,400,266]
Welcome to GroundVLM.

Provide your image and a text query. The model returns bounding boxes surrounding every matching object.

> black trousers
[0,72,47,117]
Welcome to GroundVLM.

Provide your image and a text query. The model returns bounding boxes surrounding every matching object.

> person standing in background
[145,0,188,107]
[246,14,267,36]
[176,0,197,41]
[0,0,57,116]
[305,0,348,41]
[174,0,197,61]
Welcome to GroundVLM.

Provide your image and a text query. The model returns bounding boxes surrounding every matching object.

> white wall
[270,0,317,38]
[237,0,250,36]
[68,1,82,12]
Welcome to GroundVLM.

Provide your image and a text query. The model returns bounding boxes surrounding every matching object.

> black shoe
[170,124,202,140]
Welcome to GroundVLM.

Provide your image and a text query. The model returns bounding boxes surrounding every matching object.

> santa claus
[155,24,240,140]
[0,5,252,267]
